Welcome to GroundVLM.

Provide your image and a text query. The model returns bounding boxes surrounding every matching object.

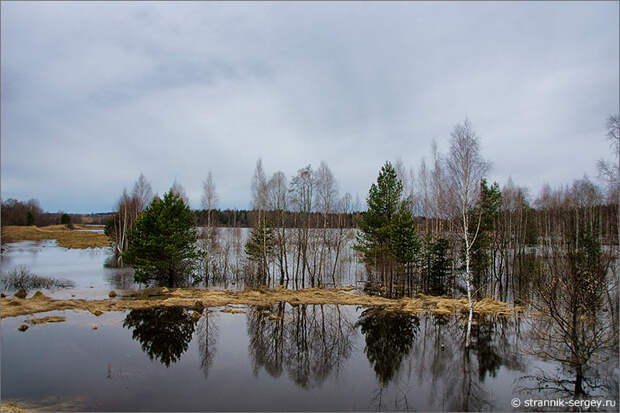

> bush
[60,213,71,226]
[0,266,75,291]
[123,191,199,287]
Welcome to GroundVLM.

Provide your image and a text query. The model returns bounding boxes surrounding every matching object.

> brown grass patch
[220,308,247,314]
[1,225,111,249]
[26,316,66,325]
[1,398,85,412]
[1,288,522,319]
[1,402,27,413]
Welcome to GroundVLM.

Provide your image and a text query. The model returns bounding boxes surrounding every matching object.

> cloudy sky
[1,1,618,213]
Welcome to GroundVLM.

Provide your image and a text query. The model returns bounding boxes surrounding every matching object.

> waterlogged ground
[0,240,134,299]
[3,304,561,411]
[1,241,618,411]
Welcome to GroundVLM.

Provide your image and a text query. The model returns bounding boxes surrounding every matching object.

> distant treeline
[2,197,617,244]
[1,199,61,226]
[1,199,367,229]
[194,209,363,229]
[0,199,115,227]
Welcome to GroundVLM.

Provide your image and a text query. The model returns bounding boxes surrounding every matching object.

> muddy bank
[1,225,110,249]
[1,287,522,318]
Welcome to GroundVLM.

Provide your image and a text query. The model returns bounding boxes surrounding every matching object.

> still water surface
[1,240,618,411]
[3,305,553,411]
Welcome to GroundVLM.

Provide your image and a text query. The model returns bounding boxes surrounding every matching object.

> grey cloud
[1,1,618,212]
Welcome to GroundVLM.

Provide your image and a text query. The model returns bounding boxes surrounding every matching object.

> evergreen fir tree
[123,191,199,287]
[244,220,276,282]
[355,162,419,295]
[469,179,501,296]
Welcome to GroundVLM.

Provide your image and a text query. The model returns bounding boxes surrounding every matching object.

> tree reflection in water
[357,310,523,411]
[518,313,619,401]
[123,306,196,367]
[247,303,356,388]
[356,308,419,386]
[120,302,617,410]
[196,309,218,378]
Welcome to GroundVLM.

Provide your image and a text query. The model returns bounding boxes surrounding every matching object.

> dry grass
[1,402,27,413]
[1,398,85,412]
[220,308,247,314]
[26,316,66,325]
[1,225,111,249]
[1,287,522,319]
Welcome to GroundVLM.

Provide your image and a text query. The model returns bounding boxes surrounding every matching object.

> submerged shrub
[0,266,75,291]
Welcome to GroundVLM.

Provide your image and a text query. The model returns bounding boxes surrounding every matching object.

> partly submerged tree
[420,233,452,295]
[530,221,616,397]
[445,119,490,347]
[106,173,154,265]
[469,179,502,298]
[201,171,219,284]
[244,219,276,284]
[355,161,419,297]
[123,190,199,287]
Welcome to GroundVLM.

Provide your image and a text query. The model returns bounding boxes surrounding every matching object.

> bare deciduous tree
[417,158,430,231]
[289,165,314,287]
[445,119,490,347]
[132,173,153,213]
[111,174,153,265]
[250,159,270,280]
[201,171,218,283]
[267,171,289,285]
[315,161,338,286]
[171,179,190,205]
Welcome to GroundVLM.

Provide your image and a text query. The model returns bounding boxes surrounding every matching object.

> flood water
[1,305,558,411]
[0,240,134,299]
[1,240,618,411]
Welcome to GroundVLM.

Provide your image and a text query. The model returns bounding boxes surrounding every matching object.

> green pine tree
[355,162,419,295]
[60,213,71,226]
[428,237,451,295]
[123,191,199,287]
[468,179,501,296]
[244,220,276,282]
[26,211,35,226]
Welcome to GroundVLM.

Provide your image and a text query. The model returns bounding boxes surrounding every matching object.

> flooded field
[0,240,133,299]
[1,304,567,412]
[1,240,618,411]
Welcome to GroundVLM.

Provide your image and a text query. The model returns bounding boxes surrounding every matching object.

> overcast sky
[1,1,618,213]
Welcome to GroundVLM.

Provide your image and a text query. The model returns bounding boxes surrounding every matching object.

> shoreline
[1,287,522,318]
[1,225,111,249]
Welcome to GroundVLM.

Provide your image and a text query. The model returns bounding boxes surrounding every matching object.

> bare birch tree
[289,165,314,287]
[251,159,270,280]
[445,119,490,348]
[597,114,619,252]
[267,171,289,285]
[111,174,153,265]
[315,161,338,286]
[430,140,449,235]
[201,171,218,284]
[417,159,430,232]
[171,179,190,205]
[132,173,153,213]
